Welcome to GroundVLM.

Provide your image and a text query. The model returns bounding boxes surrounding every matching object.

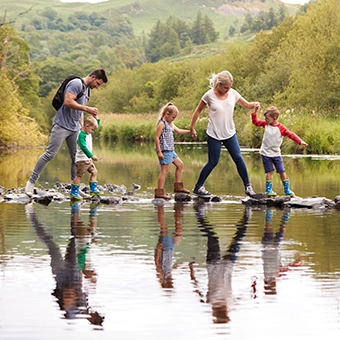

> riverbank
[98,110,340,154]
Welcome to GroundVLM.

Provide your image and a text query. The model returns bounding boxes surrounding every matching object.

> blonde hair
[84,115,98,127]
[209,70,233,89]
[157,102,179,121]
[264,106,280,119]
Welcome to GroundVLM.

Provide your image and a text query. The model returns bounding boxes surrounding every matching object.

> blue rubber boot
[70,184,82,201]
[70,201,81,214]
[90,181,103,196]
[265,181,277,196]
[282,179,294,196]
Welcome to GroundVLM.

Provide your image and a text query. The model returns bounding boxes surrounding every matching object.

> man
[25,68,108,197]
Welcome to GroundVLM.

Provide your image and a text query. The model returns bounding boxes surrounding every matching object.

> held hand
[190,127,197,138]
[87,107,98,117]
[254,102,260,112]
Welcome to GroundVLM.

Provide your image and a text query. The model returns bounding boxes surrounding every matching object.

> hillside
[1,0,300,39]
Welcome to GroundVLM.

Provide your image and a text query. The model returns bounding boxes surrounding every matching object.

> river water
[1,141,340,339]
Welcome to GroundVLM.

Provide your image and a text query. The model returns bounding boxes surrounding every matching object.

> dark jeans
[195,134,250,188]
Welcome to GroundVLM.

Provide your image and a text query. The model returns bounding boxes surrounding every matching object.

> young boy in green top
[70,115,103,200]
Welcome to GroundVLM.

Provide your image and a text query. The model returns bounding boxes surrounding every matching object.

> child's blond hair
[157,102,179,121]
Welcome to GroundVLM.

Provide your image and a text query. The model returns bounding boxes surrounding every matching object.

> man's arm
[64,91,98,118]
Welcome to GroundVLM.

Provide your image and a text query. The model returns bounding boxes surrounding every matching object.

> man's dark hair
[89,68,108,83]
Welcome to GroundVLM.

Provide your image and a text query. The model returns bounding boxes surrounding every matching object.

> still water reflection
[1,142,340,339]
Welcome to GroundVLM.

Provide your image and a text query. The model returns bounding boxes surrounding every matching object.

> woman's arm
[190,100,206,137]
[237,96,260,110]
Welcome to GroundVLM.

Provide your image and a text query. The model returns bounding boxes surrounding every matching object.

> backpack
[52,75,89,110]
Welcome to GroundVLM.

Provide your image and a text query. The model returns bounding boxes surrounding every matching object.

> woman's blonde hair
[209,70,233,89]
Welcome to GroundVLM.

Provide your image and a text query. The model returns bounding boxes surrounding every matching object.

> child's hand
[92,155,99,161]
[301,141,308,148]
[190,127,197,138]
[254,102,260,113]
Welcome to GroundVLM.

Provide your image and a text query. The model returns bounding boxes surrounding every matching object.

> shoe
[70,183,82,201]
[245,185,256,197]
[193,186,212,198]
[25,180,35,197]
[90,181,103,196]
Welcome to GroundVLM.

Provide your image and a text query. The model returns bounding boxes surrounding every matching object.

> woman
[190,70,259,197]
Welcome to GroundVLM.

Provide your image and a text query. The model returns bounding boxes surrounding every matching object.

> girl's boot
[154,188,171,200]
[70,183,82,201]
[282,179,295,196]
[265,180,277,196]
[174,182,190,194]
[90,181,103,196]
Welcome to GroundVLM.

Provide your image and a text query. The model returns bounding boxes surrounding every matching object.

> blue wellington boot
[90,181,103,196]
[265,181,277,196]
[282,179,295,196]
[70,183,82,200]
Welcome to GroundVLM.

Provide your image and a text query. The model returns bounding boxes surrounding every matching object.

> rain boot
[265,180,277,196]
[282,179,294,196]
[90,181,103,196]
[70,183,82,201]
[174,182,190,194]
[154,188,171,200]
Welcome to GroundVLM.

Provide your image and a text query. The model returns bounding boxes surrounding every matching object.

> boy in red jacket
[251,105,308,196]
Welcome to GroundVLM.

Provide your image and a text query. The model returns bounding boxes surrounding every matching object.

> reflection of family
[24,68,307,200]
[192,203,251,323]
[25,202,103,326]
[154,204,183,288]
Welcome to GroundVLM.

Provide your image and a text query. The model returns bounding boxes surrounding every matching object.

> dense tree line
[1,0,338,148]
[92,0,340,114]
[0,15,46,147]
[145,11,219,63]
[239,4,288,34]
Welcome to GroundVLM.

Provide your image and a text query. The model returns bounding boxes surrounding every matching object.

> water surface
[1,142,340,339]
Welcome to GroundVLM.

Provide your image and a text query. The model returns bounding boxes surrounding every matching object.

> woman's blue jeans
[195,134,250,188]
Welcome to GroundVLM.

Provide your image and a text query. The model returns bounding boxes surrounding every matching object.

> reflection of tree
[25,202,104,327]
[192,203,251,323]
[154,203,183,289]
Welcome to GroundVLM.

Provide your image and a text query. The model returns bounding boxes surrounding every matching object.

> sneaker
[245,185,256,197]
[25,180,35,197]
[193,186,212,198]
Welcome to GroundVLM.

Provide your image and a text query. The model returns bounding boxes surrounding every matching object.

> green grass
[99,109,340,155]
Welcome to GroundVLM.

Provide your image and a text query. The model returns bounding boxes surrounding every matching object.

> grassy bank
[99,109,340,155]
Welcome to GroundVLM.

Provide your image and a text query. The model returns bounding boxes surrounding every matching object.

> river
[1,141,340,339]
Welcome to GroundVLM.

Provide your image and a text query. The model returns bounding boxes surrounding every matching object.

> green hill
[1,0,300,39]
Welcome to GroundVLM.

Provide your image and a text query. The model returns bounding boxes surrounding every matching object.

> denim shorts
[262,155,285,174]
[159,150,178,165]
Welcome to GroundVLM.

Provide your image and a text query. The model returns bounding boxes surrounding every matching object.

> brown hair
[264,106,280,119]
[89,68,108,83]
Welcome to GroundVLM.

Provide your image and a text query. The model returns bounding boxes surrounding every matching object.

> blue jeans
[29,124,78,184]
[195,134,250,188]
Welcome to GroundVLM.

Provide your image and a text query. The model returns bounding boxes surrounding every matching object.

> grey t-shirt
[53,78,89,132]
